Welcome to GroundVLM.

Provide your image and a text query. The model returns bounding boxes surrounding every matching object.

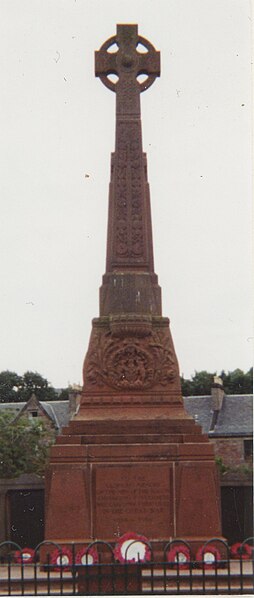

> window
[244,439,253,460]
[29,411,38,418]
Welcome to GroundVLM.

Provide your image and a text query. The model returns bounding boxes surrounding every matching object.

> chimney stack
[211,376,224,411]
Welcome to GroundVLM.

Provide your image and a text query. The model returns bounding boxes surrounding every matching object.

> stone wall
[210,437,253,488]
[211,437,245,467]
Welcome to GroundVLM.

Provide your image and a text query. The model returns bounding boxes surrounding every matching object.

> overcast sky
[0,0,252,389]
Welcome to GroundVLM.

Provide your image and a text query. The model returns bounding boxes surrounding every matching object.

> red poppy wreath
[230,542,252,560]
[167,544,191,569]
[14,547,35,564]
[50,546,72,570]
[196,545,221,569]
[114,532,151,563]
[75,546,99,565]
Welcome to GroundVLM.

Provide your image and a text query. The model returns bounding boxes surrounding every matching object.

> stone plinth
[45,398,222,550]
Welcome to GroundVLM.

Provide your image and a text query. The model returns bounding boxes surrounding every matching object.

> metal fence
[0,537,253,595]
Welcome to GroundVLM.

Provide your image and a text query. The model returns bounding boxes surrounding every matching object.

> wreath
[196,545,222,569]
[50,546,72,571]
[230,542,253,560]
[167,544,191,569]
[14,547,35,564]
[75,546,99,565]
[114,532,151,563]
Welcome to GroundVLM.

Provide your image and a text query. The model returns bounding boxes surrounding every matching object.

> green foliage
[240,464,253,476]
[215,456,253,478]
[181,370,215,396]
[57,388,69,401]
[220,368,253,394]
[181,368,253,396]
[0,370,58,403]
[0,411,55,478]
[215,456,228,474]
[21,371,57,402]
[0,371,23,403]
[180,377,193,397]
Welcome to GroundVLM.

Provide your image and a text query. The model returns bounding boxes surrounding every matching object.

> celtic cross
[95,24,160,116]
[95,25,160,283]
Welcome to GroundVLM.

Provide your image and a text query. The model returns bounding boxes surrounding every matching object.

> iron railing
[0,537,253,595]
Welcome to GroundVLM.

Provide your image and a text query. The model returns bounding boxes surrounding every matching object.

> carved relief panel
[83,319,178,393]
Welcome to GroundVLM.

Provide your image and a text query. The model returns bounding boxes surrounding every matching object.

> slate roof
[0,402,24,416]
[210,395,253,436]
[0,395,252,437]
[184,395,253,437]
[0,400,69,430]
[41,401,69,429]
[183,396,213,434]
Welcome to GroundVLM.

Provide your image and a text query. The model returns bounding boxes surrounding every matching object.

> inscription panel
[94,464,173,538]
[176,463,221,537]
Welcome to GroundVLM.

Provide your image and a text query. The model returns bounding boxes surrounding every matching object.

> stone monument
[45,25,222,554]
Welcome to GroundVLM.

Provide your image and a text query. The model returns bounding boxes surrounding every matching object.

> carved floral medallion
[84,327,177,391]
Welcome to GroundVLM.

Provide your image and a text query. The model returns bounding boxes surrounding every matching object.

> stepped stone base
[45,407,222,550]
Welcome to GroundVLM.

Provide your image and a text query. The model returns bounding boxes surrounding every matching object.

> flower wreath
[50,546,72,571]
[167,544,191,569]
[14,547,35,564]
[75,546,99,565]
[114,532,151,564]
[196,545,222,569]
[230,542,253,560]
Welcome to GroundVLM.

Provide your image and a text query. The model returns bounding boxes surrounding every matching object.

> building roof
[0,400,69,430]
[184,395,253,437]
[41,401,69,429]
[0,394,252,436]
[210,395,253,436]
[183,396,213,433]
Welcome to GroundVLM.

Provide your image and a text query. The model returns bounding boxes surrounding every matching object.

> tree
[0,412,55,478]
[181,368,253,396]
[180,376,193,397]
[220,368,253,394]
[21,371,57,402]
[0,371,23,403]
[0,370,58,403]
[181,370,215,396]
[57,388,69,401]
[243,367,253,393]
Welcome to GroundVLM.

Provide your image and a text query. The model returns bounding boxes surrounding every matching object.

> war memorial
[0,22,253,596]
[44,24,223,557]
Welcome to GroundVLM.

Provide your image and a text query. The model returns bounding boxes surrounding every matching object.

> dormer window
[28,411,38,419]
